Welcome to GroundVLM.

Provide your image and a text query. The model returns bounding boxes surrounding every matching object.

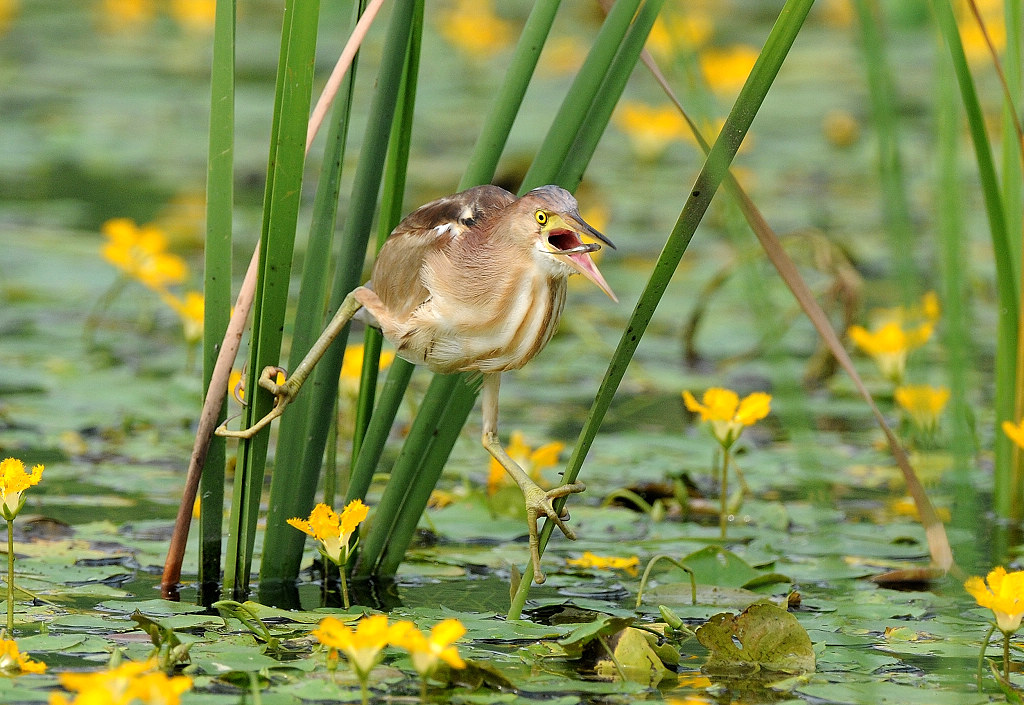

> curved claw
[523,481,587,584]
[214,366,297,439]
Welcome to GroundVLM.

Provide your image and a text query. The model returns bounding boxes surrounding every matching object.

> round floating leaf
[696,602,815,675]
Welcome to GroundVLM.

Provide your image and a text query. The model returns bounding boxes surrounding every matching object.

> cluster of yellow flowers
[49,658,192,705]
[97,0,215,34]
[100,218,204,346]
[313,614,465,702]
[848,292,950,437]
[611,6,758,160]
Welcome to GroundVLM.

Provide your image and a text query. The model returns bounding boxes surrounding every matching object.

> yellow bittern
[219,184,616,582]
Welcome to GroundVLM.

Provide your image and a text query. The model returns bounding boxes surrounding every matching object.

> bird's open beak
[542,214,618,303]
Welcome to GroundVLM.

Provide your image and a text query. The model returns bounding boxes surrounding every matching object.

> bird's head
[518,185,618,303]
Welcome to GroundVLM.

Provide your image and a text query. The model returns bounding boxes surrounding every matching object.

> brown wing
[369,185,516,320]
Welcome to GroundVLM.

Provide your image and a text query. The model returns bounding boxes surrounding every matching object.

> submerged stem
[1004,629,1010,680]
[6,520,12,633]
[720,448,731,539]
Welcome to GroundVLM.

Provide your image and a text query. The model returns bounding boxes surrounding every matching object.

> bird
[218,184,617,583]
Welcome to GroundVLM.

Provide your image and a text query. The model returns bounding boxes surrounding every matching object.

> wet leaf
[593,626,674,686]
[696,602,815,675]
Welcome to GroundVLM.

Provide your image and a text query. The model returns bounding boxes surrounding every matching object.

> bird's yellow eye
[535,210,547,225]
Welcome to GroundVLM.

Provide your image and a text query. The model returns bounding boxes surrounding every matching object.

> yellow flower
[699,45,759,95]
[100,218,188,291]
[121,670,193,705]
[965,567,1024,633]
[565,551,640,577]
[0,458,43,519]
[822,109,860,148]
[956,0,1005,62]
[169,0,215,33]
[538,35,587,77]
[287,500,368,565]
[0,638,45,676]
[646,10,713,60]
[159,290,204,344]
[98,0,155,31]
[894,385,949,431]
[819,0,854,27]
[0,0,18,37]
[848,321,933,383]
[1003,419,1024,450]
[487,431,564,496]
[427,489,456,509]
[614,101,691,161]
[921,290,941,323]
[340,344,396,393]
[437,0,513,59]
[49,658,191,705]
[682,388,771,448]
[390,619,467,676]
[312,615,391,677]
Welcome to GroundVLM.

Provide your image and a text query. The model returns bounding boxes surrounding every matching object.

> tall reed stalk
[223,0,321,598]
[198,0,235,599]
[929,0,1018,519]
[509,0,817,618]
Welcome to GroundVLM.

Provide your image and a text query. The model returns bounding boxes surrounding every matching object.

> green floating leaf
[696,602,815,676]
[191,648,283,674]
[797,681,990,705]
[243,600,345,624]
[14,633,87,652]
[557,615,635,658]
[593,627,677,687]
[98,599,206,616]
[677,546,789,589]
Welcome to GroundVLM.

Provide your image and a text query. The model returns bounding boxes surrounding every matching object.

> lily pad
[695,602,816,675]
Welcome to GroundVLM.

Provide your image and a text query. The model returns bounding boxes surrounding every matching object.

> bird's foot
[523,481,586,584]
[215,366,297,439]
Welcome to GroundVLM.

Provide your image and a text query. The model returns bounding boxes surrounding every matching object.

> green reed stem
[510,0,817,620]
[260,0,367,588]
[936,59,976,482]
[353,5,421,468]
[521,0,642,190]
[258,0,416,593]
[852,0,917,305]
[198,0,235,597]
[929,0,1016,517]
[352,0,567,579]
[224,0,320,598]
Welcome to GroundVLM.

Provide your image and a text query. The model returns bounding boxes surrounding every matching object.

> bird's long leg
[216,289,366,439]
[480,373,586,584]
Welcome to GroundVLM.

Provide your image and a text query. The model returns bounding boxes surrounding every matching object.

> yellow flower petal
[735,392,771,425]
[965,566,1024,633]
[1005,420,1024,450]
